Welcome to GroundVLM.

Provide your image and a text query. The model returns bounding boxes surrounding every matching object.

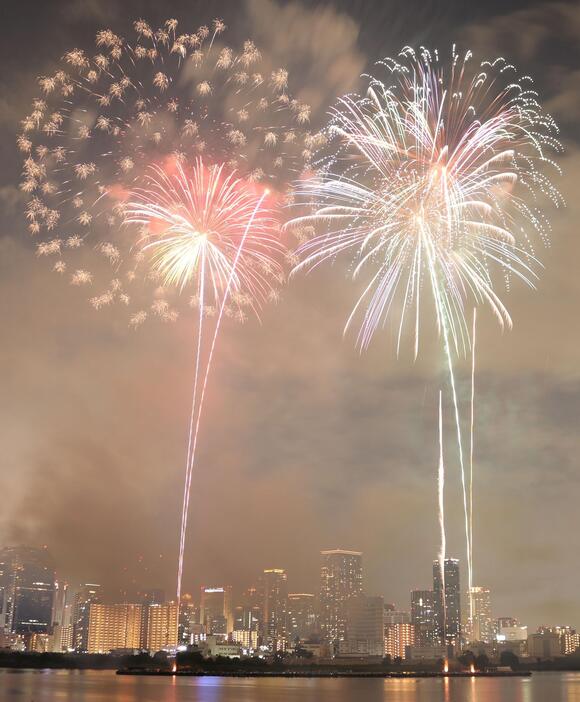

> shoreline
[116,669,532,678]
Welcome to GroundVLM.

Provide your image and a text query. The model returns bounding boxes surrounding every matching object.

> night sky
[1,0,579,631]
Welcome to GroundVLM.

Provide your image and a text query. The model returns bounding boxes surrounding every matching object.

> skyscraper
[87,603,143,653]
[410,590,436,646]
[287,593,318,643]
[433,558,461,645]
[319,549,363,647]
[469,586,493,643]
[0,546,56,635]
[262,569,288,652]
[233,587,261,650]
[178,593,199,647]
[72,583,101,652]
[199,586,233,637]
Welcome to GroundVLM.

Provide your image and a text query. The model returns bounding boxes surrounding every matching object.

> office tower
[319,549,363,646]
[49,581,70,652]
[233,587,262,650]
[72,583,101,652]
[287,593,318,643]
[87,603,143,653]
[410,590,435,645]
[146,602,178,652]
[433,558,461,645]
[262,569,288,652]
[345,594,384,656]
[199,586,233,637]
[469,586,493,643]
[51,581,68,630]
[58,599,75,652]
[0,546,56,635]
[178,593,198,646]
[232,593,259,651]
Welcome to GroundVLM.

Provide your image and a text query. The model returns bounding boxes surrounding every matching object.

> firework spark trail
[123,159,278,603]
[437,390,447,646]
[176,189,270,602]
[21,18,315,624]
[289,47,561,637]
[441,307,472,630]
[177,259,206,603]
[469,307,476,623]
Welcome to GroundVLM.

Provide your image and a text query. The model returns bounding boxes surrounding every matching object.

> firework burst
[290,46,562,357]
[20,17,317,326]
[124,158,281,307]
[289,46,562,639]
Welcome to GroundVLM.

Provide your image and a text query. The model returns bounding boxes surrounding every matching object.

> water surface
[2,669,580,702]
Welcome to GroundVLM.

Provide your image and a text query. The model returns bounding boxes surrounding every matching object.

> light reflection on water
[2,670,580,702]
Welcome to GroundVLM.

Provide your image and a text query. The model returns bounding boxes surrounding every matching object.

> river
[1,670,580,701]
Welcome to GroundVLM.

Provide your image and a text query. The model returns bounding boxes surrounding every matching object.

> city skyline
[4,543,577,664]
[1,543,570,641]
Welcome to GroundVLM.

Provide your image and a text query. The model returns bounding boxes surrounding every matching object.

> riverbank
[117,668,531,678]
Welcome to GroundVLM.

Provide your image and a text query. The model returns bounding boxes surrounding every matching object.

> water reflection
[1,670,580,702]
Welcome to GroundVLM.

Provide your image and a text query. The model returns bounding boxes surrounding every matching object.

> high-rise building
[383,609,414,657]
[527,631,561,658]
[0,547,56,635]
[139,588,165,649]
[469,586,493,643]
[72,583,101,652]
[538,626,580,655]
[319,549,363,646]
[262,569,288,652]
[384,621,415,659]
[58,599,75,652]
[178,593,199,647]
[287,593,318,643]
[87,603,143,653]
[49,581,71,652]
[199,586,233,637]
[345,594,384,657]
[233,587,261,650]
[146,602,178,652]
[410,590,435,646]
[51,581,68,630]
[433,558,461,646]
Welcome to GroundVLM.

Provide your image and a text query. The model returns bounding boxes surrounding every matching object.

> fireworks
[20,18,314,606]
[20,17,315,325]
[124,159,280,306]
[290,46,562,357]
[289,46,562,632]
